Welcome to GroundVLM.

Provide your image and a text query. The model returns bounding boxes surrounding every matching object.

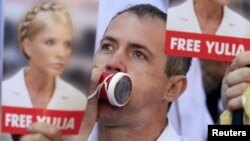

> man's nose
[105,50,126,73]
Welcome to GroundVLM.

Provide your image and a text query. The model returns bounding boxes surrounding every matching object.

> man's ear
[21,38,32,58]
[164,75,187,102]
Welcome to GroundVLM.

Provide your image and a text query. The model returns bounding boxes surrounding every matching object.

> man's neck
[98,114,167,141]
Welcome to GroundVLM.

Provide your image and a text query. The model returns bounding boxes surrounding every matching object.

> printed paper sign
[1,0,98,136]
[2,106,84,135]
[166,0,250,61]
[166,30,250,61]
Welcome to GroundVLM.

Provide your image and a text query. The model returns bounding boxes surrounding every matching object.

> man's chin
[97,100,132,127]
[97,99,120,121]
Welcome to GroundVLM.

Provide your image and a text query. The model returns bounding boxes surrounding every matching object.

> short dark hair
[114,4,166,22]
[109,4,192,76]
[165,56,192,76]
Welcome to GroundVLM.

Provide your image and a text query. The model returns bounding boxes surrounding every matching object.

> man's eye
[45,39,55,46]
[101,44,113,51]
[134,50,146,59]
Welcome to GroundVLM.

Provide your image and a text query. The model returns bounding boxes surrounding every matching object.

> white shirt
[88,122,188,141]
[2,68,87,111]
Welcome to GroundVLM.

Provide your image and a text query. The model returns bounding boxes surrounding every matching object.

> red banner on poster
[1,106,84,135]
[165,30,250,61]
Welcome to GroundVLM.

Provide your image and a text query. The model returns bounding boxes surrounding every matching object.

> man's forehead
[106,12,136,31]
[105,12,164,35]
[101,12,165,54]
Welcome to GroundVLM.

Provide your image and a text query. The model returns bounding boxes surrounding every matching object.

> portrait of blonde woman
[2,2,87,110]
[1,2,87,141]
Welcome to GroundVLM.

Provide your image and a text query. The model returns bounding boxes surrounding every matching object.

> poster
[1,0,98,137]
[166,0,250,61]
[166,1,250,141]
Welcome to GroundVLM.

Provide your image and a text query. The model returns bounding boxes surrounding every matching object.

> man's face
[94,12,168,126]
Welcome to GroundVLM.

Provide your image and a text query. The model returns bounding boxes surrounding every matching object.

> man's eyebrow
[130,43,153,57]
[100,36,117,43]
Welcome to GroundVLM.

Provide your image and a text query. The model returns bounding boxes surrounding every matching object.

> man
[21,4,191,141]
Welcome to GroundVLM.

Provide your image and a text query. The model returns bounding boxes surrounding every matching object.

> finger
[231,51,250,70]
[222,65,231,84]
[29,123,62,141]
[89,67,102,94]
[21,134,50,141]
[227,97,242,111]
[221,67,231,109]
[226,67,250,86]
[226,82,249,100]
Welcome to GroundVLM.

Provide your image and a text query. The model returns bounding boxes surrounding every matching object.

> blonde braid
[18,2,71,58]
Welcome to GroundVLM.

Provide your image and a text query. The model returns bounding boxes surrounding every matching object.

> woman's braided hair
[18,2,72,59]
